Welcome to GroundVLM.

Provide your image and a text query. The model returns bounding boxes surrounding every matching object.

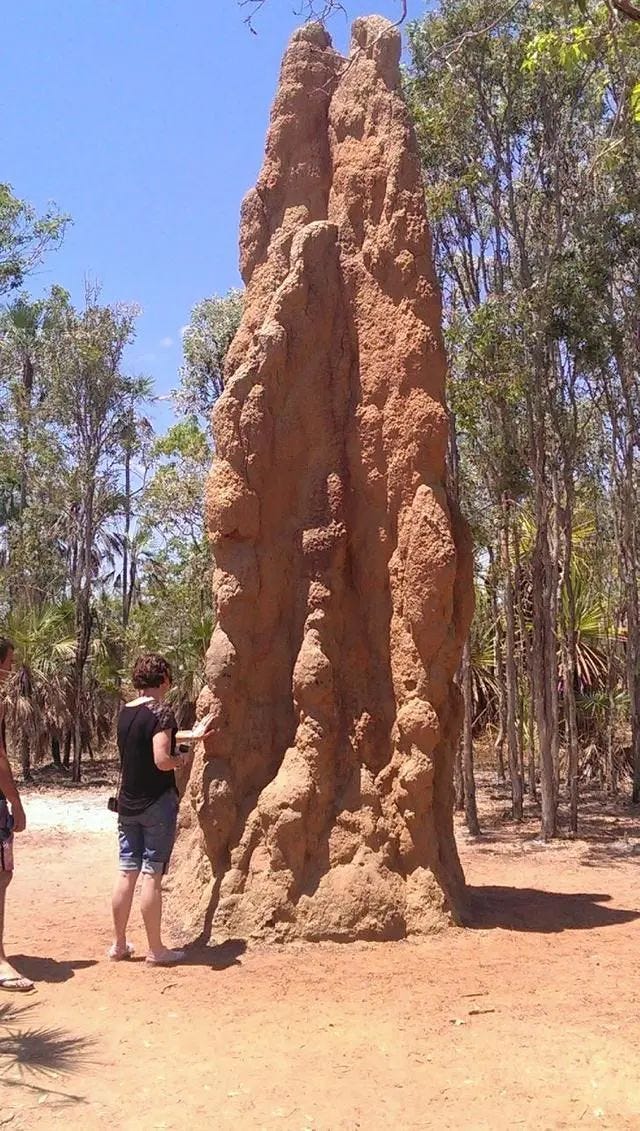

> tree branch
[238,0,407,33]
[611,0,640,19]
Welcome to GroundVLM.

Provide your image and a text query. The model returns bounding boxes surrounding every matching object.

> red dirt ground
[1,776,639,1130]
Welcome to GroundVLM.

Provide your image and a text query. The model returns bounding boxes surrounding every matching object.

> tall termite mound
[169,16,474,942]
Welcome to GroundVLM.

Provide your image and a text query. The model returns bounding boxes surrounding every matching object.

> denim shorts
[118,789,178,875]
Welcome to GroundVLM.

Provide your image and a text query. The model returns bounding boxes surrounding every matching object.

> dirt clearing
[1,782,639,1130]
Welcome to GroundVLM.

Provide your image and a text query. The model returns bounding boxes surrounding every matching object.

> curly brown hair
[131,653,172,690]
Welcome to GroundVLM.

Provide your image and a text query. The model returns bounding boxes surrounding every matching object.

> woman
[110,653,197,965]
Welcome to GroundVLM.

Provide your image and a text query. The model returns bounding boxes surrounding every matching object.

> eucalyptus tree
[178,289,243,419]
[408,0,639,834]
[0,184,68,297]
[45,286,148,780]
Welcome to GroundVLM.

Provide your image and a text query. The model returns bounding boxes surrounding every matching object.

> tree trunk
[603,608,620,795]
[529,390,557,841]
[487,554,506,783]
[531,527,557,839]
[494,706,506,784]
[621,490,640,804]
[559,473,580,834]
[72,712,83,784]
[122,408,134,629]
[528,712,537,801]
[51,735,61,767]
[20,732,32,784]
[627,606,640,805]
[461,638,480,835]
[565,660,579,831]
[72,476,96,783]
[63,732,72,769]
[513,520,536,802]
[501,499,523,820]
[454,743,465,811]
[549,479,562,800]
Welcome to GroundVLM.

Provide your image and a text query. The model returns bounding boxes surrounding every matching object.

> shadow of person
[466,886,640,933]
[180,938,247,970]
[8,955,98,984]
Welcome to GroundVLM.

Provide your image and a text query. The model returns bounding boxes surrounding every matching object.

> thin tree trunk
[122,404,133,629]
[530,416,557,841]
[532,540,557,837]
[11,352,35,607]
[454,744,464,811]
[494,696,506,783]
[616,352,640,802]
[487,552,506,783]
[528,707,537,801]
[604,605,620,795]
[513,520,537,802]
[448,411,471,820]
[621,493,640,804]
[501,498,523,820]
[627,603,640,805]
[461,638,480,835]
[20,733,32,784]
[73,478,95,783]
[549,481,562,800]
[559,472,580,833]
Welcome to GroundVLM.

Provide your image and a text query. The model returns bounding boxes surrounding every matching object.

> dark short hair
[0,637,14,664]
[131,654,172,690]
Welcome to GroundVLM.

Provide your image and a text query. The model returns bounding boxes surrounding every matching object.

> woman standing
[109,654,193,966]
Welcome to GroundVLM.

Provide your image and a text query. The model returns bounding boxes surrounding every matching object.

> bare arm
[153,729,188,772]
[0,708,25,831]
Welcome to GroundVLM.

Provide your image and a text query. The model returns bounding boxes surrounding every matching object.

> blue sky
[2,0,428,432]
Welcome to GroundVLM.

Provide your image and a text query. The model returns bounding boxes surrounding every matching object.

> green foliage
[178,288,243,418]
[0,282,243,763]
[409,0,640,803]
[521,24,595,74]
[1,602,76,760]
[0,184,69,295]
[142,419,211,550]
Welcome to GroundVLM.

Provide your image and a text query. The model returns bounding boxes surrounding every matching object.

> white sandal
[145,948,185,966]
[108,942,135,961]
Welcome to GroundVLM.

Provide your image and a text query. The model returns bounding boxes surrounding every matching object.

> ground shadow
[181,938,247,970]
[581,842,640,868]
[466,885,640,933]
[0,999,94,1105]
[8,955,97,984]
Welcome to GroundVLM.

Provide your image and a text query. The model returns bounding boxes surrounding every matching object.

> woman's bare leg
[140,873,184,963]
[111,871,139,954]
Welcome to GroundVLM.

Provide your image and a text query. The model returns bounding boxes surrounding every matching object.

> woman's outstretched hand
[175,712,215,744]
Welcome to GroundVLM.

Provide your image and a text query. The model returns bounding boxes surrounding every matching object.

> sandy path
[0,787,639,1130]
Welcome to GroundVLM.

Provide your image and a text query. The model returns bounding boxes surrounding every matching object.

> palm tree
[2,603,75,780]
